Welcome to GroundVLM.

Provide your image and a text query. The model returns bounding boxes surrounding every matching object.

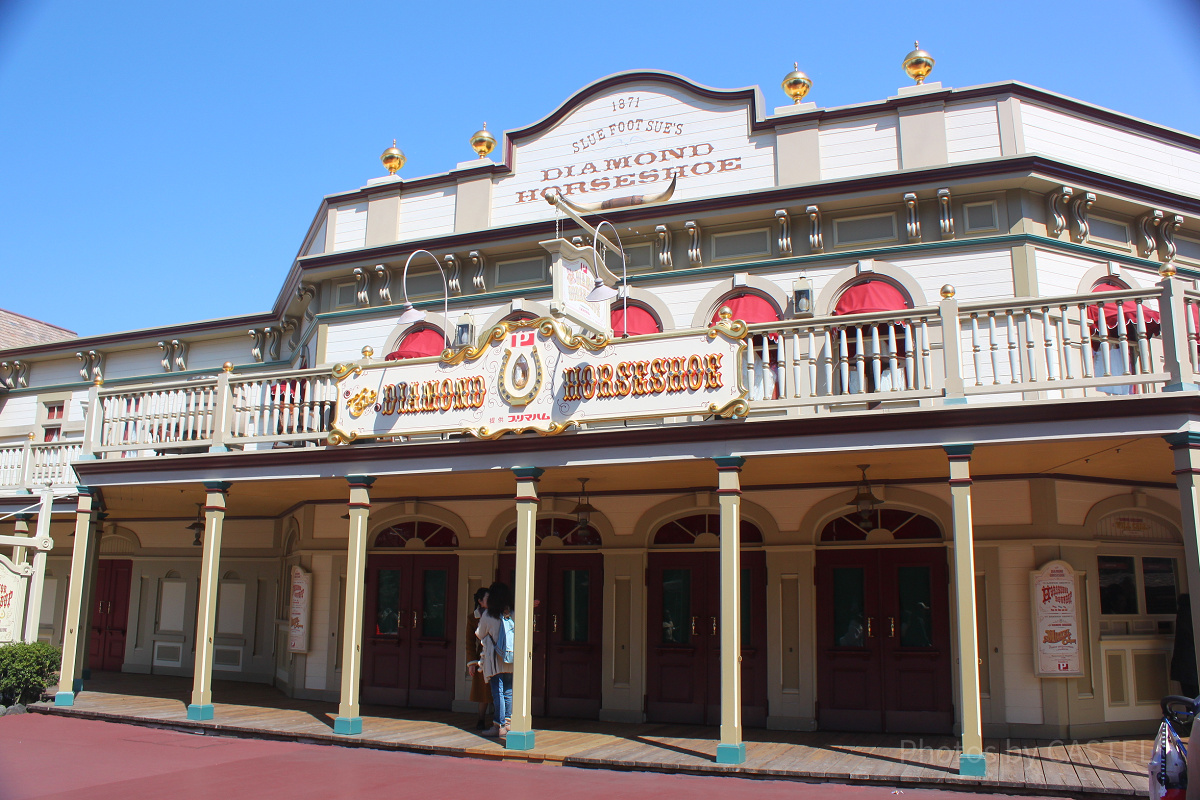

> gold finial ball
[380,139,406,175]
[542,187,559,205]
[940,284,956,298]
[903,41,935,85]
[92,375,104,386]
[222,361,234,373]
[782,62,812,104]
[1160,262,1178,279]
[470,123,496,159]
[718,306,733,321]
[361,345,374,359]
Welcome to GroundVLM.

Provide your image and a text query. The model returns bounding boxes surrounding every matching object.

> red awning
[611,304,660,337]
[833,280,911,315]
[1087,282,1161,334]
[385,327,446,360]
[709,293,780,325]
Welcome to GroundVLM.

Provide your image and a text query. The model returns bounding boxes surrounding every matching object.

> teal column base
[333,716,362,735]
[72,678,84,693]
[186,704,215,721]
[959,753,987,776]
[505,730,536,750]
[944,397,969,405]
[208,445,231,453]
[716,742,747,764]
[54,691,75,707]
[1165,383,1199,392]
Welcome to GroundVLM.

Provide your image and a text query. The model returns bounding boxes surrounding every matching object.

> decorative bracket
[76,350,104,382]
[775,210,792,256]
[904,193,920,241]
[0,360,28,389]
[374,264,392,305]
[685,221,702,266]
[937,189,954,238]
[296,282,316,305]
[281,318,299,350]
[353,267,371,307]
[445,254,461,295]
[1136,210,1163,258]
[248,329,265,363]
[806,205,823,253]
[1047,186,1072,236]
[157,340,188,372]
[655,225,673,268]
[1069,191,1095,243]
[1161,214,1184,263]
[265,327,284,362]
[469,251,486,291]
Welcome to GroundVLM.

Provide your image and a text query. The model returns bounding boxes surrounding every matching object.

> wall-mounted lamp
[847,465,882,527]
[454,312,476,348]
[187,503,205,546]
[585,221,628,336]
[397,249,451,351]
[793,276,813,317]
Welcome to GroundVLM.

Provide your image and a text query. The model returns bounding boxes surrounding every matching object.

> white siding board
[999,546,1044,724]
[0,394,37,429]
[187,336,251,371]
[819,115,899,180]
[304,553,331,690]
[1034,249,1102,296]
[945,101,1001,163]
[398,188,455,240]
[102,349,166,381]
[1022,104,1200,196]
[893,248,1014,302]
[332,203,368,252]
[26,358,81,388]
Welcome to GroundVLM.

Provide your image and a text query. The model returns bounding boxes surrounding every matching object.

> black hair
[473,587,488,605]
[485,581,512,619]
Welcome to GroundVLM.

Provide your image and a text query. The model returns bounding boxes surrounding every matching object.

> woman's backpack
[494,614,515,664]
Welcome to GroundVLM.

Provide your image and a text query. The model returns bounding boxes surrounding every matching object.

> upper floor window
[611,303,661,337]
[385,327,447,361]
[43,402,64,442]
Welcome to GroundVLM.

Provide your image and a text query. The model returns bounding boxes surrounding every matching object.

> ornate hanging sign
[1030,560,1084,678]
[329,315,748,443]
[0,555,33,644]
[544,239,612,339]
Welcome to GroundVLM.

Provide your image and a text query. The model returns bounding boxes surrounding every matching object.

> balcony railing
[0,281,1193,488]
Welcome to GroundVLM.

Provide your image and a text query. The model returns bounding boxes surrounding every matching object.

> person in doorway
[465,587,491,730]
[476,581,514,739]
[1172,593,1198,699]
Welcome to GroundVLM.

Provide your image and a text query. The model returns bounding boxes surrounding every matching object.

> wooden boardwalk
[35,674,1154,797]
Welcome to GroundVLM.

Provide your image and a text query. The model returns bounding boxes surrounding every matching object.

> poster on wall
[1031,560,1084,678]
[0,556,31,644]
[287,566,311,654]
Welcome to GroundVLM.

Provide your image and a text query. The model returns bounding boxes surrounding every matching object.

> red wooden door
[88,559,132,672]
[544,553,603,718]
[816,547,952,733]
[362,553,458,708]
[646,552,767,726]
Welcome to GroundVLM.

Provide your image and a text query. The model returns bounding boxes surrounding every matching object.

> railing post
[18,434,34,492]
[1159,276,1198,392]
[79,378,103,460]
[209,362,234,453]
[939,285,966,404]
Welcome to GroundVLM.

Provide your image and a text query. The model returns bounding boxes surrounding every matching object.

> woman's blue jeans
[490,672,513,727]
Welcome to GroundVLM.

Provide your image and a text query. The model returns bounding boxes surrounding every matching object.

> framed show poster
[287,566,311,654]
[1030,560,1084,678]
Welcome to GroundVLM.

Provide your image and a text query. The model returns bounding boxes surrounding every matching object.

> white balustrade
[227,370,338,445]
[26,442,81,485]
[0,444,26,487]
[95,378,219,454]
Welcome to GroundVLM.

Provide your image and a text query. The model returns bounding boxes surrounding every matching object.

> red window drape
[709,293,780,325]
[1087,282,1161,334]
[833,280,910,315]
[611,304,661,336]
[385,327,446,360]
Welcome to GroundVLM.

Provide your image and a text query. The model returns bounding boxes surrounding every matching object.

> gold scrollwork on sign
[472,420,577,440]
[346,388,378,417]
[706,318,749,341]
[709,398,749,418]
[332,363,363,381]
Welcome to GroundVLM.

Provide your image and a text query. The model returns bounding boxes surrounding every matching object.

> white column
[715,456,745,764]
[187,481,230,721]
[54,487,97,706]
[506,466,543,751]
[334,474,375,735]
[22,491,53,643]
[946,445,985,777]
[1166,433,1200,676]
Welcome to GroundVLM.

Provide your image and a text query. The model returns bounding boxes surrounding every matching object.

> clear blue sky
[2,0,1197,339]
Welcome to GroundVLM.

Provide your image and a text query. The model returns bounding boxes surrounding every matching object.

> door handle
[412,610,418,629]
[691,616,698,636]
[867,617,875,638]
[889,617,896,638]
[533,614,540,633]
[711,616,718,636]
[551,614,557,634]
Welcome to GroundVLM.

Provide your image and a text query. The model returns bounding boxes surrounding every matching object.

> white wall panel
[103,348,170,380]
[304,553,331,690]
[28,358,81,388]
[818,115,899,180]
[1022,104,1200,196]
[999,545,1044,724]
[0,394,37,428]
[945,101,1002,163]
[188,336,252,371]
[893,248,1014,302]
[332,203,368,252]
[398,188,456,241]
[1035,249,1103,296]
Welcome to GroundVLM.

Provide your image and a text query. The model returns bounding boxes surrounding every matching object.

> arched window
[385,327,447,361]
[611,303,661,337]
[503,517,602,547]
[710,293,782,401]
[652,513,763,545]
[820,509,941,542]
[374,520,459,548]
[1089,280,1161,395]
[829,279,914,396]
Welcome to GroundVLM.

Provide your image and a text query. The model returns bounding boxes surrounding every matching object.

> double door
[496,552,603,718]
[88,559,132,672]
[646,551,767,726]
[815,547,952,733]
[363,554,458,708]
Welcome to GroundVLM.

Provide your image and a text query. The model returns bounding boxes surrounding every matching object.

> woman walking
[464,587,491,729]
[476,581,514,739]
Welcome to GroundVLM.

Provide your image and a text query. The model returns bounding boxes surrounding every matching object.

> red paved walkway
[0,715,1075,800]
